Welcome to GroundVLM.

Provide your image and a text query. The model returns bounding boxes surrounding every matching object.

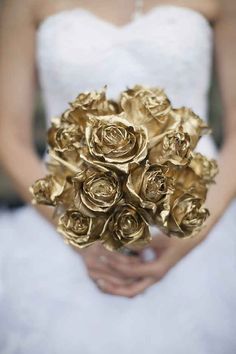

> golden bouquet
[30,85,218,251]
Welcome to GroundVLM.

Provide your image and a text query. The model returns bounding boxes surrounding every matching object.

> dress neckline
[37,4,212,33]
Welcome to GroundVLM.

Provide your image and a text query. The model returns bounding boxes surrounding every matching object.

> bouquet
[30,85,218,251]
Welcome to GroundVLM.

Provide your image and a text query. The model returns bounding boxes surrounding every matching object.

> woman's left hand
[98,233,205,298]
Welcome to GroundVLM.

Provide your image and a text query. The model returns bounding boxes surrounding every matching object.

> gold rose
[47,123,83,165]
[72,166,122,213]
[169,107,210,149]
[101,203,151,251]
[121,85,171,123]
[155,189,209,238]
[120,85,172,138]
[126,161,174,213]
[61,87,116,126]
[82,113,148,173]
[148,127,192,166]
[189,152,218,184]
[58,209,105,248]
[169,154,218,198]
[30,175,66,206]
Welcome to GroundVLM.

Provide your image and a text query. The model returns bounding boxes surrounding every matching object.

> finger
[85,256,138,280]
[83,246,142,279]
[104,252,141,265]
[88,270,135,287]
[100,277,155,298]
[86,259,122,277]
[107,257,166,279]
[85,244,140,266]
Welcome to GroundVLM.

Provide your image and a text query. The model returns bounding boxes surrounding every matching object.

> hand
[99,232,206,298]
[78,243,141,289]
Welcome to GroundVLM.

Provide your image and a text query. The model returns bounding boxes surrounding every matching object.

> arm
[193,0,236,239]
[0,0,54,221]
[98,1,236,297]
[209,0,236,214]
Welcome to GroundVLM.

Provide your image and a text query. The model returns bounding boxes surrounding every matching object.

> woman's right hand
[77,243,141,290]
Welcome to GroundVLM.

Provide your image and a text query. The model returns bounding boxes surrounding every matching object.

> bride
[0,0,236,353]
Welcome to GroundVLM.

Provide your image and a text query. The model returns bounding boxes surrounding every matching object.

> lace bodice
[36,5,216,155]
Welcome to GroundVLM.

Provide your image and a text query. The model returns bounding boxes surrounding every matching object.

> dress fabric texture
[0,6,236,354]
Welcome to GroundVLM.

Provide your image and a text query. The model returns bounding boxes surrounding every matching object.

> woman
[0,0,236,353]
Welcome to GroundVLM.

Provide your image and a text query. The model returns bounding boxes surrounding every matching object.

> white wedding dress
[1,6,236,354]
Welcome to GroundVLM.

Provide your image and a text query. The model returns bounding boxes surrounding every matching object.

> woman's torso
[35,0,219,156]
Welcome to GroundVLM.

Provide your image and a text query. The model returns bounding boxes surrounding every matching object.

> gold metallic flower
[46,160,75,179]
[126,161,174,213]
[189,152,218,184]
[101,203,151,250]
[48,123,83,159]
[155,189,209,238]
[121,85,171,138]
[170,107,209,149]
[61,87,116,125]
[30,175,66,206]
[121,85,171,123]
[107,99,122,114]
[58,209,105,248]
[170,153,218,196]
[148,127,192,166]
[83,114,148,173]
[72,166,122,213]
[30,85,217,248]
